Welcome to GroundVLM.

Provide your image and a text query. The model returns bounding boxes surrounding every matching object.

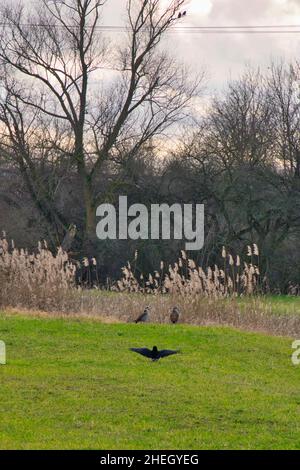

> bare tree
[173,69,300,263]
[205,69,275,172]
[0,0,200,253]
[268,62,300,178]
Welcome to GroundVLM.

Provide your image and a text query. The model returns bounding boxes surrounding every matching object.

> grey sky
[102,0,300,92]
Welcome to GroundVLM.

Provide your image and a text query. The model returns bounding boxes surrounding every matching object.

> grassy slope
[0,313,300,450]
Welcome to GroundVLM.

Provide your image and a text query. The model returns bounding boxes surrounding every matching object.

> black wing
[130,348,152,358]
[158,349,180,358]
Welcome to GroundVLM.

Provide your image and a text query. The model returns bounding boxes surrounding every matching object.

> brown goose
[170,306,180,324]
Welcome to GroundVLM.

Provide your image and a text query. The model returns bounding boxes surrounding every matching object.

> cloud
[186,0,213,17]
[14,0,300,93]
[164,0,300,91]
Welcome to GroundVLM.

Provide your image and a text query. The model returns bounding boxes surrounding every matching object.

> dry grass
[1,234,300,338]
[2,294,300,339]
[88,292,300,339]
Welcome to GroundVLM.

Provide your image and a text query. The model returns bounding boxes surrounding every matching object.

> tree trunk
[82,174,97,256]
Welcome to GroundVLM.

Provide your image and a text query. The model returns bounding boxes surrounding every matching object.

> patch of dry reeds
[115,245,261,297]
[0,234,76,311]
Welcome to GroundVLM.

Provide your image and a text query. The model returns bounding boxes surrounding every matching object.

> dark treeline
[0,1,300,291]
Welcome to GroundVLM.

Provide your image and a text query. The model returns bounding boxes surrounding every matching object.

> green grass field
[0,312,300,450]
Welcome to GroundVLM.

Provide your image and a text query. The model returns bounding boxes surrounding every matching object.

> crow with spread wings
[130,346,180,361]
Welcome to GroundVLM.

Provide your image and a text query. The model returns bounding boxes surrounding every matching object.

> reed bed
[115,245,261,297]
[1,233,300,338]
[0,234,76,312]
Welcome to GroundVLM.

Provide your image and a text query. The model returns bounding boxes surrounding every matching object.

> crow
[130,346,180,361]
[178,11,187,19]
[170,306,180,324]
[135,306,150,323]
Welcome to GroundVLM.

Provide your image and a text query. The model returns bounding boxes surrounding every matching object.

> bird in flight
[135,306,150,323]
[170,306,180,324]
[130,346,180,361]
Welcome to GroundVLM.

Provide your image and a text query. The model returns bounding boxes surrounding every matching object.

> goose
[170,306,180,324]
[135,306,150,323]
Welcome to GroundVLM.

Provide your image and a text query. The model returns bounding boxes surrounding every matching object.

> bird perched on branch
[170,306,180,324]
[135,306,150,323]
[130,346,180,361]
[178,11,187,19]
